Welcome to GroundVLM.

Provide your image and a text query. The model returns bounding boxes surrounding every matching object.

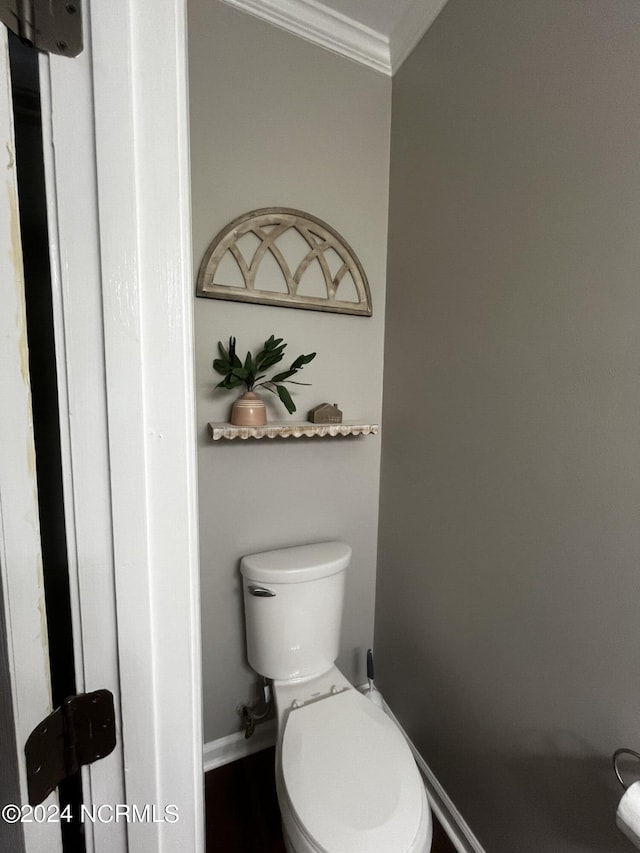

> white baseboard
[203,719,277,773]
[202,689,485,853]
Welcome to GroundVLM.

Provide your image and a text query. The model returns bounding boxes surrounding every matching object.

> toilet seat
[281,688,427,853]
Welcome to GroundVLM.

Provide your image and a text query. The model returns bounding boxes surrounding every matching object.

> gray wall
[189,1,391,742]
[377,1,640,850]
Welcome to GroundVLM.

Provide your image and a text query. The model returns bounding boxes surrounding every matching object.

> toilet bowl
[240,542,433,853]
[274,669,432,853]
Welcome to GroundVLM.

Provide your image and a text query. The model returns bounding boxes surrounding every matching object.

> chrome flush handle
[248,585,276,598]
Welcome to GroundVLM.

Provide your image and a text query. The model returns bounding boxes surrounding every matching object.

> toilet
[240,541,433,853]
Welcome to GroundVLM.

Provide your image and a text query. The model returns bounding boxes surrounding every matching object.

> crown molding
[218,0,450,77]
[219,0,392,75]
[389,0,449,74]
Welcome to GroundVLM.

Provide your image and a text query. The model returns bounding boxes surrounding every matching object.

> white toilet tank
[240,541,351,680]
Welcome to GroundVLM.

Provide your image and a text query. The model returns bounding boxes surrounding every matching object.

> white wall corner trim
[218,0,392,75]
[389,0,450,74]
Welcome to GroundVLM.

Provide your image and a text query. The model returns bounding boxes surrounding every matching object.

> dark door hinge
[25,689,116,806]
[1,0,83,57]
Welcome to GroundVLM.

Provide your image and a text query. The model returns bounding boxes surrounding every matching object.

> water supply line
[366,648,384,708]
[239,677,272,739]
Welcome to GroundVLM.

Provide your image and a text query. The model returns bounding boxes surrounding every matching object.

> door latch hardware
[25,689,116,805]
[1,0,83,57]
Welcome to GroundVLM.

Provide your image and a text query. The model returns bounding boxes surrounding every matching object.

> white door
[0,29,64,853]
[0,1,203,850]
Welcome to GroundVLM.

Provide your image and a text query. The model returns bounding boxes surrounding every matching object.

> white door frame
[84,2,204,848]
[39,7,127,850]
[66,1,202,850]
[3,0,203,849]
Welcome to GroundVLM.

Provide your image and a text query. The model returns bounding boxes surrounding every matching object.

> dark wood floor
[206,747,457,852]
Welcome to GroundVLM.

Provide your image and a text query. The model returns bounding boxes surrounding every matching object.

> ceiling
[218,0,450,76]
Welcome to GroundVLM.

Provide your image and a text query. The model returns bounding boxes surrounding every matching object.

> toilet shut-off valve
[239,678,272,739]
[240,705,256,739]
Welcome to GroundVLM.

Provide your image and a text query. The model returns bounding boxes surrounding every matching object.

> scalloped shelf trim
[208,422,379,441]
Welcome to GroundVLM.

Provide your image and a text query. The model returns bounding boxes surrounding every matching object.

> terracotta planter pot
[230,391,267,426]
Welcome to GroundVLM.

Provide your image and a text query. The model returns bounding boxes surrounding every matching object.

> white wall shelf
[208,422,379,441]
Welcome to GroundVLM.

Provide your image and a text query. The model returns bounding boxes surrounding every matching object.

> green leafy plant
[213,335,316,414]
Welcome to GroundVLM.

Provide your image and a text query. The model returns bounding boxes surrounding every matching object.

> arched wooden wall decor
[196,208,372,316]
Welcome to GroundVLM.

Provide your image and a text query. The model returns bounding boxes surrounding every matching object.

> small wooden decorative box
[308,403,343,424]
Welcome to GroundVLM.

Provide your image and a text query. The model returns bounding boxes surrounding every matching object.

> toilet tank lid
[240,541,351,584]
